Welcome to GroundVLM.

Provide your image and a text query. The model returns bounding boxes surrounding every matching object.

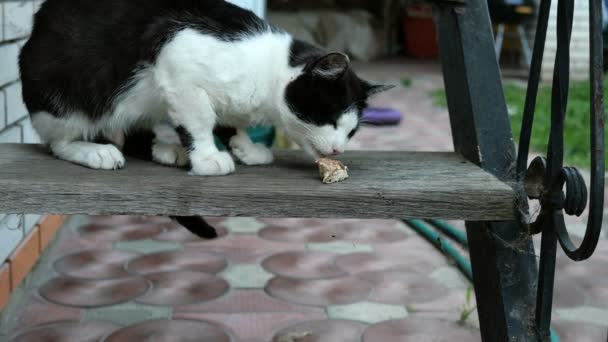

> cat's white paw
[189,151,235,176]
[230,139,274,166]
[152,142,189,167]
[63,143,125,170]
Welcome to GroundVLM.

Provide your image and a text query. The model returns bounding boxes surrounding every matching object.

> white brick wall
[0,0,41,263]
[541,1,590,81]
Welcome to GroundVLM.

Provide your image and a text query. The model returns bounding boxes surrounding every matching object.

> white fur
[230,129,274,165]
[152,141,189,167]
[33,28,359,173]
[51,141,125,170]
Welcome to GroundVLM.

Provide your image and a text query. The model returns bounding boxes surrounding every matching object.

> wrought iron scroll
[517,0,605,340]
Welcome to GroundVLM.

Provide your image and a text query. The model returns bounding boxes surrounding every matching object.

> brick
[39,215,66,252]
[0,124,22,143]
[5,82,27,125]
[0,42,19,86]
[9,227,40,290]
[0,263,9,311]
[4,0,33,40]
[20,117,40,143]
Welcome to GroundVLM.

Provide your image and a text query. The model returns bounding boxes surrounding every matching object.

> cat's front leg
[230,129,274,165]
[166,89,235,176]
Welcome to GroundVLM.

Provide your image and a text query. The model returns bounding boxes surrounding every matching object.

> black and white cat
[19,0,392,237]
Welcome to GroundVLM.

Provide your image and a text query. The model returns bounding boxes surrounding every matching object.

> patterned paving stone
[265,276,372,306]
[328,302,408,324]
[39,276,150,308]
[259,226,341,243]
[430,267,469,289]
[136,271,229,306]
[153,225,229,243]
[6,296,83,334]
[363,317,480,342]
[175,289,324,314]
[335,252,436,275]
[53,250,138,280]
[221,264,274,289]
[555,306,608,326]
[329,219,410,243]
[78,223,164,242]
[307,241,374,254]
[356,271,448,304]
[223,217,266,233]
[9,321,118,342]
[114,239,182,254]
[272,320,368,342]
[104,319,232,342]
[552,320,608,342]
[126,250,227,275]
[173,312,324,342]
[190,235,301,264]
[262,251,346,279]
[84,302,172,326]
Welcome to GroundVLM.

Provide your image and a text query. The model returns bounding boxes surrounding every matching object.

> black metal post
[435,1,540,341]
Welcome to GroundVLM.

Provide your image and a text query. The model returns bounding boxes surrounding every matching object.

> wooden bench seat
[0,144,516,220]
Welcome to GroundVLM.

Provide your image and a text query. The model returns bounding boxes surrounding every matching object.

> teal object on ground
[214,126,276,151]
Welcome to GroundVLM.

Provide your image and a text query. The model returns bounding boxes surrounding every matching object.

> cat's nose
[331,148,343,156]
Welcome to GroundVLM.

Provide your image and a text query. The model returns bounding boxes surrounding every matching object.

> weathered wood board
[0,144,516,220]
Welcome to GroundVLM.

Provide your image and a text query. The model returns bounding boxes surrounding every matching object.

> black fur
[20,0,269,119]
[286,49,371,127]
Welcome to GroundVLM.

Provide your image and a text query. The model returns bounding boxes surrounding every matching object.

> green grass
[431,79,608,168]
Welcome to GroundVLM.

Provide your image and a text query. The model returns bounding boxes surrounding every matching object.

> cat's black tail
[120,129,219,240]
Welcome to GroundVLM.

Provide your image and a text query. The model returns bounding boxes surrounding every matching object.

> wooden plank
[0,144,516,220]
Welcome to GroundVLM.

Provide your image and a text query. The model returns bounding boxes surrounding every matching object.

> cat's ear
[310,53,350,79]
[365,83,395,97]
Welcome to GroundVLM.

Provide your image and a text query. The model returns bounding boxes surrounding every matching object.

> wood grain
[0,144,516,220]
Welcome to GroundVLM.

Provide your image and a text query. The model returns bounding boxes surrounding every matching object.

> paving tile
[221,264,274,289]
[135,271,228,306]
[259,225,342,243]
[104,319,232,342]
[39,276,150,308]
[8,296,83,333]
[307,241,374,254]
[356,270,448,304]
[9,228,40,290]
[265,276,372,306]
[153,224,228,243]
[126,250,227,275]
[53,250,138,280]
[173,312,325,342]
[363,317,480,342]
[9,321,118,342]
[78,222,164,242]
[335,252,437,275]
[222,217,266,233]
[327,302,408,324]
[188,235,301,264]
[555,306,608,326]
[272,319,368,342]
[430,267,469,289]
[552,320,608,342]
[114,239,182,254]
[261,250,346,279]
[85,302,171,326]
[175,289,324,314]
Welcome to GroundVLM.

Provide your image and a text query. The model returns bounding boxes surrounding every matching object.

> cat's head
[281,53,394,158]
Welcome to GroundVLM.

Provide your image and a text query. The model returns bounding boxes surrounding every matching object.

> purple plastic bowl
[362,107,403,126]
